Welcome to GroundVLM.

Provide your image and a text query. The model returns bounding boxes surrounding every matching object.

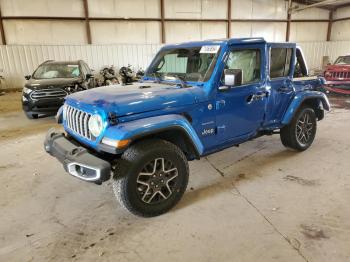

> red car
[323,55,350,95]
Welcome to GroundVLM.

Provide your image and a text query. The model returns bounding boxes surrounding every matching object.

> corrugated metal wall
[0,44,162,89]
[1,41,350,89]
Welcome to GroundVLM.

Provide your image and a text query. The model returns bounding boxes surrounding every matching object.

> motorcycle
[119,64,134,85]
[135,68,145,81]
[99,66,119,86]
[0,75,4,90]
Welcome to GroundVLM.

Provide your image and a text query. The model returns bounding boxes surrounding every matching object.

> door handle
[246,91,267,104]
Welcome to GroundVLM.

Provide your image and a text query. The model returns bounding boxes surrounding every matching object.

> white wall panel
[165,22,200,43]
[90,21,161,44]
[333,6,350,19]
[299,41,350,72]
[331,20,350,41]
[231,22,286,42]
[165,22,226,43]
[291,4,329,20]
[0,44,162,89]
[3,20,87,45]
[0,0,84,17]
[2,41,350,89]
[232,0,287,19]
[88,0,160,18]
[290,22,328,42]
[164,0,227,19]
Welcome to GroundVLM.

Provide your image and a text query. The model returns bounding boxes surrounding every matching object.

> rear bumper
[44,128,111,184]
[323,85,350,95]
[325,80,350,85]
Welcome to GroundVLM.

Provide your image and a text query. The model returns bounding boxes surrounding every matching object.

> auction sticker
[200,45,220,54]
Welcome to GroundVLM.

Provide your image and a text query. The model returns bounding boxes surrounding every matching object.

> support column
[327,10,333,41]
[160,0,165,43]
[227,0,231,38]
[83,0,92,44]
[0,4,6,45]
[286,0,292,42]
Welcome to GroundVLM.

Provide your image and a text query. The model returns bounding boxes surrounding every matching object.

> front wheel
[280,106,317,151]
[112,139,189,217]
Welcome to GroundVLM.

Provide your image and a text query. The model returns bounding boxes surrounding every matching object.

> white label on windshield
[200,45,220,54]
[67,65,78,67]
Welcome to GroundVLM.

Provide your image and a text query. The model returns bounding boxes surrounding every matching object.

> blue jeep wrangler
[44,38,330,217]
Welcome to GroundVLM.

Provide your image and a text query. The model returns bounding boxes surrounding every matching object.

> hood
[25,77,81,89]
[66,82,200,117]
[325,64,350,72]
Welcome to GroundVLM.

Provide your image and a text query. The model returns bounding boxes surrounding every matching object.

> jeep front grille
[30,88,67,100]
[65,105,92,140]
[329,71,350,79]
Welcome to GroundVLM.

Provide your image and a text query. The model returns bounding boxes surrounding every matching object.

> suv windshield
[33,63,80,79]
[146,45,221,82]
[334,56,350,65]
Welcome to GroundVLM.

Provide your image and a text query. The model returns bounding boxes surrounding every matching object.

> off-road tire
[280,106,317,151]
[112,139,189,217]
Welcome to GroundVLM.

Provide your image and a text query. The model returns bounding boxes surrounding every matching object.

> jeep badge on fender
[44,38,330,217]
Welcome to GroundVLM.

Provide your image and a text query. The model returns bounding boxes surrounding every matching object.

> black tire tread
[112,138,189,217]
[280,106,317,151]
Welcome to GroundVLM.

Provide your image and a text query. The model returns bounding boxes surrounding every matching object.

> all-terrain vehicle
[44,38,330,217]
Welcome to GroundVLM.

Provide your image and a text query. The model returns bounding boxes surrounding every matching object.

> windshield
[334,56,350,65]
[146,45,221,82]
[33,64,80,79]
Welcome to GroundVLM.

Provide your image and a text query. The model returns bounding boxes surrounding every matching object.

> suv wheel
[112,139,189,217]
[280,106,317,151]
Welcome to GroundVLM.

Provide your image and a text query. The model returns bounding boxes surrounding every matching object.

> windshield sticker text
[200,45,220,54]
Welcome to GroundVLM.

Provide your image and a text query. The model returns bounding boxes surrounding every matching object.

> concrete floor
[0,93,350,262]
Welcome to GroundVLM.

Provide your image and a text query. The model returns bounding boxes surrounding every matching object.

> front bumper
[22,96,64,114]
[44,129,111,184]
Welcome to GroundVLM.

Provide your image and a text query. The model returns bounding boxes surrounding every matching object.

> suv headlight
[23,87,32,94]
[88,114,103,137]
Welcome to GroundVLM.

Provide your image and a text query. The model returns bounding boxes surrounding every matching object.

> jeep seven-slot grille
[65,105,92,140]
[30,88,67,100]
[329,71,350,79]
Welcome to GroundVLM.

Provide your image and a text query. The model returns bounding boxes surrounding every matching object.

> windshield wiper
[149,72,161,83]
[172,74,189,88]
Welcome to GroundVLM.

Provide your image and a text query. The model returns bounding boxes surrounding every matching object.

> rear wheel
[112,139,189,217]
[280,106,317,151]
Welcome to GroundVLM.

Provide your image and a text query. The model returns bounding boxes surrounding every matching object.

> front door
[215,46,267,142]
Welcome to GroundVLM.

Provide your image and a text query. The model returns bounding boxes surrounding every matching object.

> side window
[294,48,308,77]
[270,48,292,78]
[225,49,261,85]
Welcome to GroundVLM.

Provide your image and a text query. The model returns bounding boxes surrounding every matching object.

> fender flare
[281,91,330,125]
[103,114,204,156]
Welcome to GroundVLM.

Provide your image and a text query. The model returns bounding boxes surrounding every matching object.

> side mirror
[25,75,31,80]
[86,73,94,79]
[223,69,242,87]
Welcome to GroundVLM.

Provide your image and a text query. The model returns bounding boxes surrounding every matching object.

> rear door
[265,44,295,126]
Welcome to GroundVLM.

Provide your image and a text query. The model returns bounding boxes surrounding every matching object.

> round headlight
[88,114,103,137]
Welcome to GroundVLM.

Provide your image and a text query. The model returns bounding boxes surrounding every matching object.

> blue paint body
[61,38,330,157]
